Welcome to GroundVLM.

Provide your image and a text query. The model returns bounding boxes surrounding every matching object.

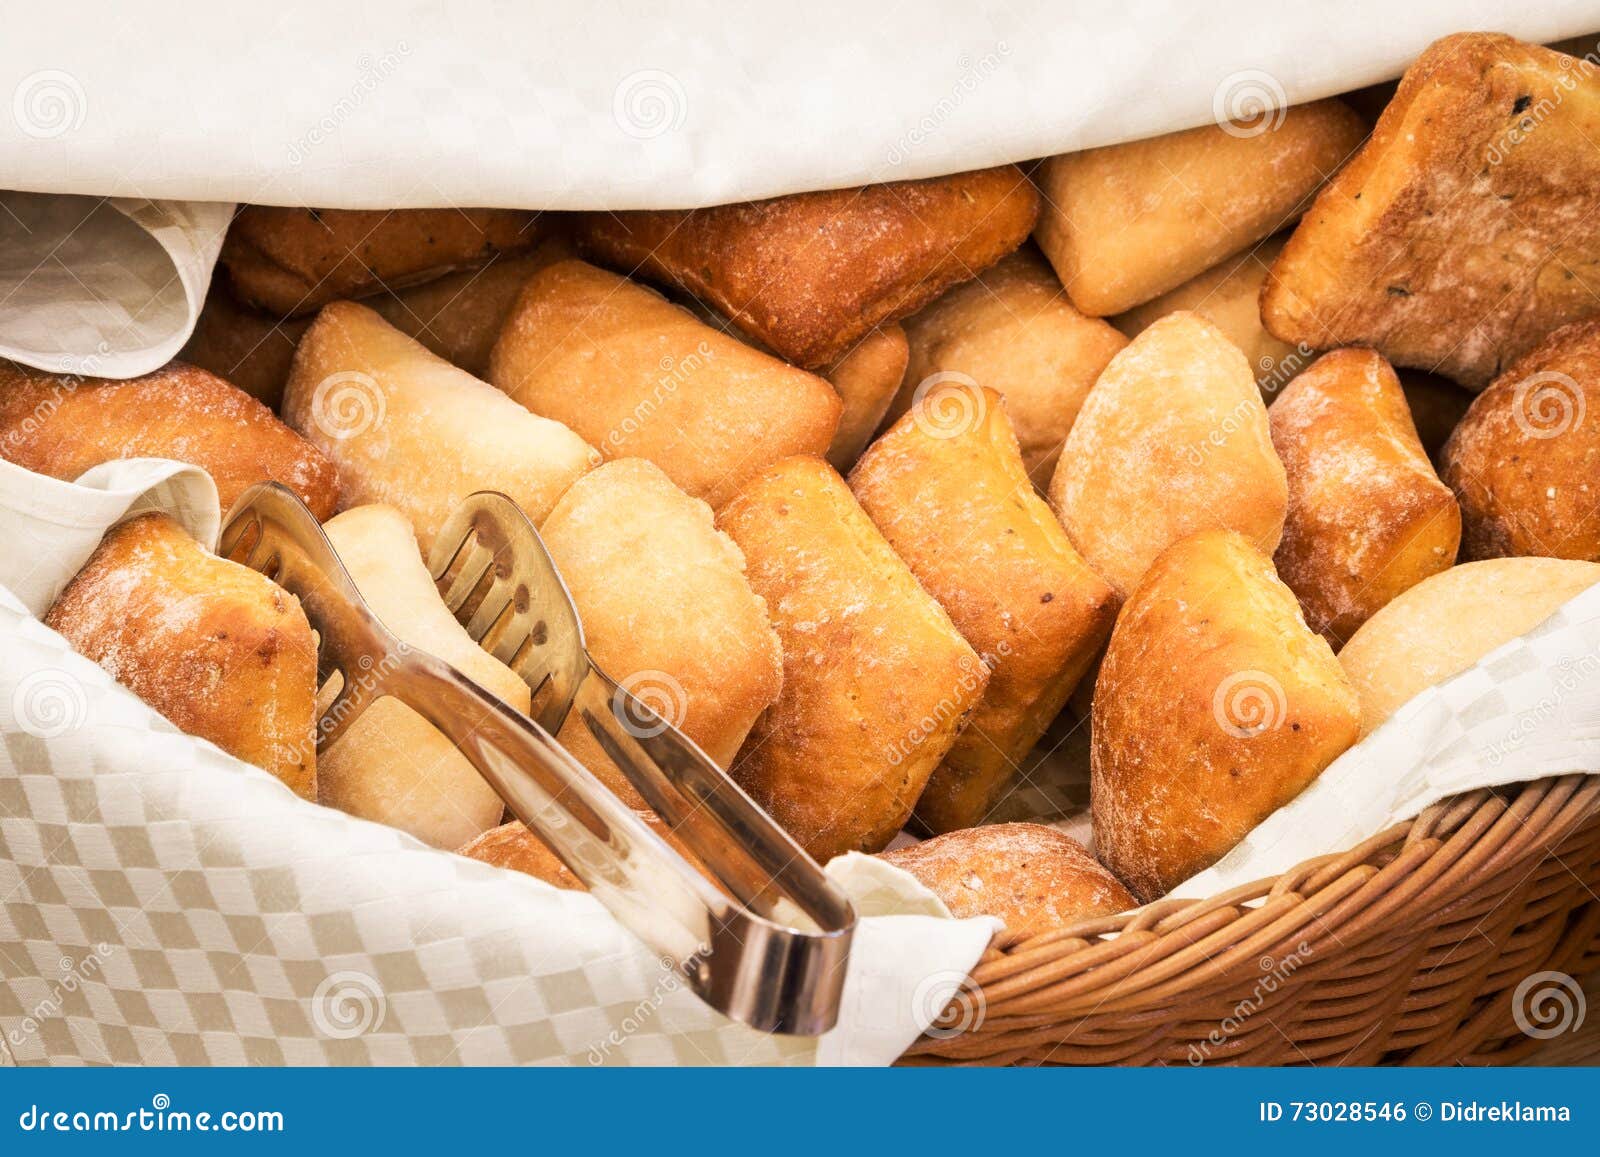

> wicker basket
[902,773,1600,1065]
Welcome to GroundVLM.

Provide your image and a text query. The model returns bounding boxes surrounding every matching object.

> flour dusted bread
[1262,34,1600,389]
[45,514,317,799]
[1270,349,1460,643]
[220,207,541,316]
[880,824,1135,937]
[1338,558,1600,737]
[488,260,839,508]
[890,247,1129,482]
[0,360,337,519]
[851,384,1116,832]
[572,166,1039,368]
[1047,312,1287,600]
[318,505,527,849]
[1092,530,1360,899]
[282,301,595,551]
[1113,235,1301,397]
[718,456,988,861]
[1034,100,1364,316]
[1443,318,1600,561]
[538,459,783,807]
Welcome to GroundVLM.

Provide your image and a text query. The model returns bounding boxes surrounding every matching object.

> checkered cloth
[0,193,230,379]
[0,460,998,1066]
[1,6,1596,210]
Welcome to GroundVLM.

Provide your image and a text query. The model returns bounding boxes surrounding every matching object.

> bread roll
[0,360,337,520]
[178,283,310,406]
[571,166,1039,368]
[1112,235,1303,398]
[879,824,1135,936]
[45,513,317,798]
[182,247,574,407]
[220,207,540,316]
[318,505,528,849]
[282,301,595,551]
[718,456,988,861]
[1338,558,1600,736]
[1092,530,1360,900]
[1443,318,1600,561]
[538,459,783,807]
[1033,100,1365,316]
[1047,312,1288,600]
[488,260,839,509]
[889,247,1129,482]
[850,384,1116,832]
[1261,34,1600,389]
[820,325,910,472]
[1270,348,1460,644]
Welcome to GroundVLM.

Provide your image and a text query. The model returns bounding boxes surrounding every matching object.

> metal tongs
[220,483,855,1035]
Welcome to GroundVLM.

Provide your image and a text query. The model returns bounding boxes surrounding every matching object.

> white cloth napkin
[0,462,996,1066]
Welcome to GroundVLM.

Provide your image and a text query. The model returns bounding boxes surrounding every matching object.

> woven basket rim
[904,773,1600,1064]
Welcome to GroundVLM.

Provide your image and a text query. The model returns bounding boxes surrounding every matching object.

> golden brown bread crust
[539,459,783,807]
[1114,235,1303,399]
[571,166,1039,368]
[1047,312,1288,600]
[45,514,317,798]
[717,456,987,862]
[178,283,310,406]
[1443,318,1600,561]
[891,246,1128,483]
[0,360,338,520]
[1034,100,1366,317]
[488,260,840,509]
[1092,530,1360,900]
[820,324,909,472]
[1269,348,1460,644]
[282,301,596,551]
[1261,34,1600,389]
[220,207,541,316]
[879,824,1136,936]
[1338,557,1600,736]
[850,385,1116,832]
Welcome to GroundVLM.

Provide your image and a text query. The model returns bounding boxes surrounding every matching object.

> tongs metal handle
[221,483,854,1036]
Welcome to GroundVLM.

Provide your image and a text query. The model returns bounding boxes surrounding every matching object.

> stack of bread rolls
[17,30,1600,942]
